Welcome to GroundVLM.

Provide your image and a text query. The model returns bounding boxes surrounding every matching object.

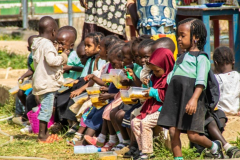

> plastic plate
[205,3,224,7]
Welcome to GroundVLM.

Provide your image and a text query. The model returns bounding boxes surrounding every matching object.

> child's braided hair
[178,18,207,50]
[108,43,124,60]
[102,35,120,51]
[138,39,155,51]
[85,32,105,47]
[131,34,152,56]
[213,46,234,66]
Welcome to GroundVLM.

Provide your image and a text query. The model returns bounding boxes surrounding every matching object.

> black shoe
[124,146,138,158]
[201,141,224,159]
[226,146,240,158]
[212,140,224,159]
[133,149,142,160]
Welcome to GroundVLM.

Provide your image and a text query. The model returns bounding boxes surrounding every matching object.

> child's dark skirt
[157,75,207,134]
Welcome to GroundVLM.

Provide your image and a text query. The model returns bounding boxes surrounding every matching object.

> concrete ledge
[0,78,18,104]
[0,69,27,79]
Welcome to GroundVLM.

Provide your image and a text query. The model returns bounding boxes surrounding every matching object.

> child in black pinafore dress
[157,18,224,160]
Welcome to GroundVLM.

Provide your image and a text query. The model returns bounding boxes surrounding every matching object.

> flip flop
[51,134,62,141]
[38,136,56,144]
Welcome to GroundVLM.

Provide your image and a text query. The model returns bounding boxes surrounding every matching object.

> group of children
[14,16,240,160]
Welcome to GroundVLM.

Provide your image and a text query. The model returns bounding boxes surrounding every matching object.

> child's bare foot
[38,134,62,143]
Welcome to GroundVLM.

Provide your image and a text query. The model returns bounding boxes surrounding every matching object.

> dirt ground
[180,116,240,147]
[0,40,28,55]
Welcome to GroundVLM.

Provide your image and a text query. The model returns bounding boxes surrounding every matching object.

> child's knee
[115,110,125,124]
[110,107,119,121]
[17,89,25,98]
[187,132,198,143]
[169,127,175,140]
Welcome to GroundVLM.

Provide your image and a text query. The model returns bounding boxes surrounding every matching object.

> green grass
[0,34,22,41]
[0,50,27,69]
[0,97,205,160]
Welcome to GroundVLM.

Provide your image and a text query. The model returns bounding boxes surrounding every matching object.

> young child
[190,46,240,158]
[213,46,240,116]
[138,39,154,66]
[76,41,88,67]
[53,32,106,135]
[13,35,38,126]
[140,37,176,85]
[31,16,68,143]
[131,48,175,159]
[56,26,84,79]
[70,36,121,143]
[158,18,223,159]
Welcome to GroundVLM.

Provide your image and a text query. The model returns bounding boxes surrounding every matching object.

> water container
[74,145,101,154]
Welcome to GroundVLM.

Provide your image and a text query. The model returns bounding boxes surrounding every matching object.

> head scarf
[137,48,175,119]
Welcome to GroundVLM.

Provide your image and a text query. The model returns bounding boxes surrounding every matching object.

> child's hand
[124,68,134,76]
[63,49,71,57]
[143,78,150,86]
[185,98,198,115]
[99,93,111,101]
[63,65,72,72]
[60,52,68,65]
[143,88,150,97]
[131,98,138,102]
[120,79,131,86]
[84,74,95,81]
[100,86,108,93]
[70,88,82,98]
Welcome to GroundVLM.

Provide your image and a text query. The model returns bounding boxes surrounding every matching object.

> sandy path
[0,41,28,55]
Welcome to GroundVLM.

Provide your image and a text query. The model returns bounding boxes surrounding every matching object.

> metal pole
[22,0,28,29]
[68,0,73,26]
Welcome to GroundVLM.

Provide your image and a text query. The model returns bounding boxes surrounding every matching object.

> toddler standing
[31,16,68,143]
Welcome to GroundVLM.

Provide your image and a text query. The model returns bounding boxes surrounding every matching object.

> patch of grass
[0,50,27,69]
[0,95,15,117]
[0,34,22,41]
[230,132,240,148]
[0,98,201,160]
[153,132,200,160]
[0,121,99,160]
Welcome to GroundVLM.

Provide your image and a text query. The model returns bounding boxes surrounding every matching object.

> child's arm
[18,69,34,81]
[123,68,142,87]
[85,74,105,86]
[186,55,210,115]
[185,85,204,115]
[63,65,84,72]
[99,93,116,101]
[140,65,151,84]
[143,88,162,102]
[45,51,68,66]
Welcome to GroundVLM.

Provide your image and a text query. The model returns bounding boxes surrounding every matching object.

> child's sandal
[72,132,83,142]
[226,146,240,158]
[38,136,55,144]
[114,147,130,156]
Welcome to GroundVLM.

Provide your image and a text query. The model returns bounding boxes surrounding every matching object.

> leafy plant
[0,50,27,69]
[0,95,15,117]
[230,132,240,148]
[153,132,200,160]
[182,147,200,159]
[153,132,173,159]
